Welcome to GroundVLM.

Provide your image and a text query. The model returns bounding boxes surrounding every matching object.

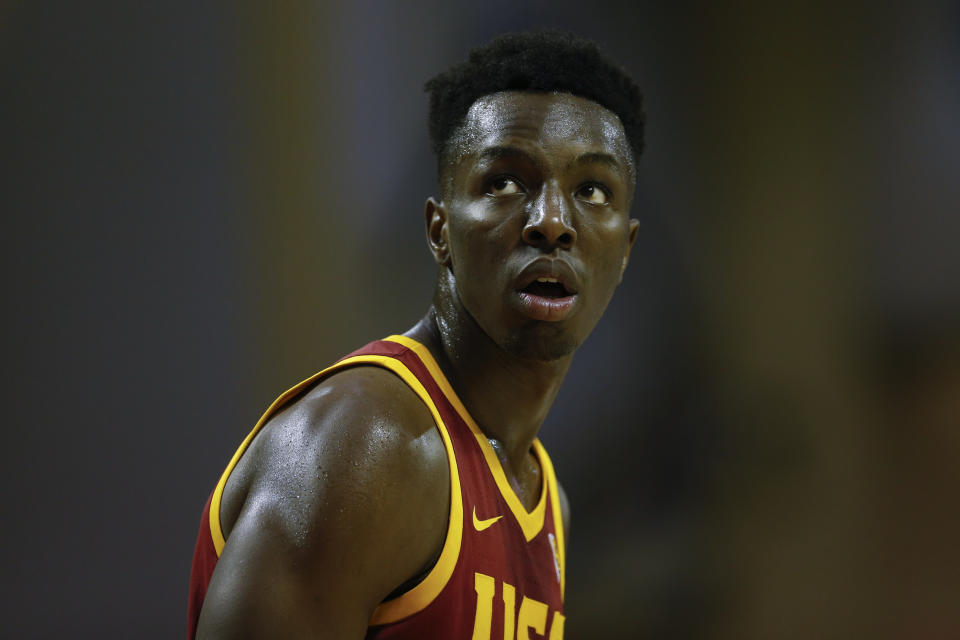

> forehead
[451,91,633,169]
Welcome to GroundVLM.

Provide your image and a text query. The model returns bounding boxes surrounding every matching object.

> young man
[189,30,643,639]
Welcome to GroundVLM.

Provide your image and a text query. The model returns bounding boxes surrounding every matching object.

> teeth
[536,277,559,283]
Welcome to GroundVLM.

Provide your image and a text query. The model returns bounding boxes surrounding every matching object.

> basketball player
[188,30,644,639]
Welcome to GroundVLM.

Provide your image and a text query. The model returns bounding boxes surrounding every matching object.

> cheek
[584,219,629,276]
[448,206,517,264]
[446,220,499,295]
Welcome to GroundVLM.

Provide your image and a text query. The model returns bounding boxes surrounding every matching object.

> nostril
[523,219,575,249]
[526,229,545,244]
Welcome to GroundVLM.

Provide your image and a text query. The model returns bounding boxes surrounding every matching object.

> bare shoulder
[199,365,449,639]
[220,365,448,535]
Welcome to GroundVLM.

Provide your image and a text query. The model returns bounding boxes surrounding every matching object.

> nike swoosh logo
[472,506,503,532]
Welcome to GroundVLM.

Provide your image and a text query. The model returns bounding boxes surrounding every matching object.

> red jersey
[188,335,567,639]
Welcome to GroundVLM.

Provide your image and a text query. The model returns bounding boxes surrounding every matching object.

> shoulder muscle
[198,365,449,639]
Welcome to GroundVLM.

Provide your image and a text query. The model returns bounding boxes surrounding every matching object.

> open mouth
[521,277,573,299]
[516,276,578,322]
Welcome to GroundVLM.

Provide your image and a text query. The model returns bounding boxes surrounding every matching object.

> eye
[576,183,609,205]
[487,176,523,196]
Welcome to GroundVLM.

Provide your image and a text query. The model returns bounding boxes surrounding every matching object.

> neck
[406,275,572,474]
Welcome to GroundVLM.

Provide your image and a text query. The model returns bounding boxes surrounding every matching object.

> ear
[425,197,450,266]
[619,218,640,283]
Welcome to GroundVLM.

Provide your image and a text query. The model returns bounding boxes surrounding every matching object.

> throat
[410,305,572,478]
[489,438,542,512]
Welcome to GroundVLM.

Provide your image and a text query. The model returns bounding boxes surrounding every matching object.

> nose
[522,185,577,251]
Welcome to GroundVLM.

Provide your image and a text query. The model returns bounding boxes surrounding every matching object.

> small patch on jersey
[548,532,561,583]
[472,506,504,532]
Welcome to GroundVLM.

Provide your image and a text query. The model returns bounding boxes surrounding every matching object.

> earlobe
[425,197,450,266]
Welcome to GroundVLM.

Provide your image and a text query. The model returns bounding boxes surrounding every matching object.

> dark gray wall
[3,2,959,638]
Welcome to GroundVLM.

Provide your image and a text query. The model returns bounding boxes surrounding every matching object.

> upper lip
[515,258,581,295]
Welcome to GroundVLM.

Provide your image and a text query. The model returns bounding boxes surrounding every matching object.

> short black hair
[425,30,645,170]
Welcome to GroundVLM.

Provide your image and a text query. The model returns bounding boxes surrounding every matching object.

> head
[423,31,644,361]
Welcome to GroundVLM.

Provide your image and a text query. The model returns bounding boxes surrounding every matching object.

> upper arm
[196,366,449,640]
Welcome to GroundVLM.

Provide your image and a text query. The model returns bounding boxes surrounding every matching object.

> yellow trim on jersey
[208,351,464,625]
[537,439,566,600]
[385,335,548,543]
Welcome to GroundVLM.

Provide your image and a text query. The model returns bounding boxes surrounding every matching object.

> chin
[501,323,580,361]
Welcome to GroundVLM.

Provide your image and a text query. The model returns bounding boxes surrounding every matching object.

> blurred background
[2,1,958,638]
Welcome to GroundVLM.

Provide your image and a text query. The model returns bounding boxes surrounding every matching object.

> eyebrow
[473,146,627,178]
[475,145,543,169]
[567,151,623,173]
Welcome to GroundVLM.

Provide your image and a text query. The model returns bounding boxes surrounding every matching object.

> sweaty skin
[195,91,637,639]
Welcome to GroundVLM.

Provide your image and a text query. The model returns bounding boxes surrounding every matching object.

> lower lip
[516,292,578,322]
